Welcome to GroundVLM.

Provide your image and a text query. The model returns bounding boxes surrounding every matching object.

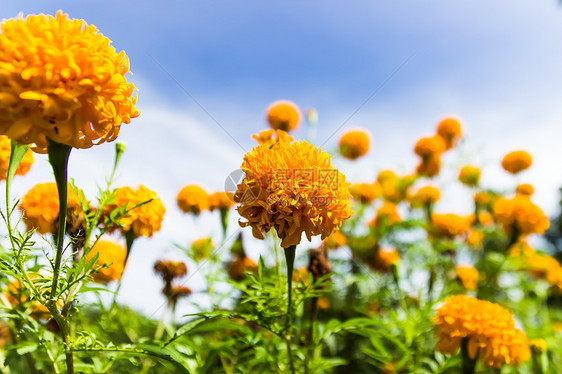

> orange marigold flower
[381,176,414,203]
[377,170,398,184]
[266,100,301,132]
[0,135,34,179]
[466,229,484,248]
[474,191,491,206]
[528,339,547,353]
[349,182,380,204]
[252,129,293,146]
[104,185,165,238]
[370,202,401,228]
[525,253,560,279]
[322,231,347,250]
[168,286,192,301]
[458,166,480,186]
[493,196,549,235]
[502,151,532,174]
[432,213,470,238]
[191,237,213,261]
[86,240,126,283]
[414,135,446,158]
[177,185,210,215]
[516,183,534,197]
[410,185,440,207]
[416,154,442,177]
[436,117,462,150]
[0,11,139,153]
[339,128,371,160]
[509,239,535,257]
[371,248,400,272]
[19,182,82,234]
[455,265,478,290]
[209,192,234,211]
[434,295,530,368]
[234,138,353,248]
[227,255,258,281]
[154,260,187,283]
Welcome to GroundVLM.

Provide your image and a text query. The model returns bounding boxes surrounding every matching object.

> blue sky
[2,1,562,315]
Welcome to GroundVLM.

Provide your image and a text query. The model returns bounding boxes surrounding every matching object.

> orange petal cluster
[493,196,549,235]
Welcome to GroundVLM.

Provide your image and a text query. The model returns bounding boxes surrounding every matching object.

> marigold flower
[322,231,347,250]
[266,100,301,132]
[370,248,400,272]
[0,11,139,152]
[434,295,530,368]
[455,265,478,290]
[525,253,560,280]
[493,196,549,235]
[227,255,258,281]
[104,185,165,238]
[177,185,210,215]
[377,170,398,184]
[458,166,480,186]
[370,202,401,229]
[154,260,187,283]
[349,182,379,204]
[0,135,34,179]
[19,182,82,234]
[410,185,440,207]
[252,129,293,146]
[509,239,535,257]
[516,183,534,197]
[432,213,470,238]
[414,136,446,158]
[381,176,414,203]
[86,240,126,283]
[474,191,491,206]
[168,286,192,301]
[529,339,547,353]
[6,275,62,320]
[234,138,353,248]
[416,154,442,177]
[502,151,532,174]
[436,117,462,150]
[191,237,213,261]
[209,192,234,211]
[466,229,484,248]
[339,128,371,160]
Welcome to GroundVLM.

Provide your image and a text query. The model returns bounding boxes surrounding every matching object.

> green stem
[304,296,318,374]
[111,230,136,308]
[284,245,296,374]
[461,337,477,374]
[5,141,31,250]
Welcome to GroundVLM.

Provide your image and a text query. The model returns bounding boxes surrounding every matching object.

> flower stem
[5,141,31,250]
[461,338,477,374]
[111,230,136,308]
[284,244,296,374]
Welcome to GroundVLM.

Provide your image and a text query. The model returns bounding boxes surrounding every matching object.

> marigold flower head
[338,128,371,160]
[227,255,258,281]
[168,285,192,301]
[458,166,480,186]
[410,185,440,207]
[370,202,401,229]
[381,176,413,203]
[322,231,347,249]
[416,154,442,177]
[455,265,478,290]
[86,240,126,283]
[432,213,470,238]
[252,129,293,146]
[434,295,530,368]
[154,260,187,283]
[436,117,462,150]
[191,237,213,261]
[377,170,398,184]
[177,185,210,215]
[529,339,547,353]
[493,196,549,235]
[349,182,379,204]
[516,183,534,197]
[0,135,33,179]
[209,192,234,211]
[0,11,139,153]
[266,100,301,132]
[234,138,353,248]
[414,135,446,158]
[509,239,535,257]
[474,191,491,206]
[466,229,484,248]
[103,185,165,238]
[525,253,560,280]
[370,248,400,272]
[502,151,532,174]
[19,182,82,234]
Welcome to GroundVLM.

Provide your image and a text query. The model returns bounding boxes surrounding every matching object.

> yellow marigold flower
[377,170,398,184]
[432,213,470,238]
[414,135,446,158]
[436,117,462,150]
[525,253,560,279]
[478,211,494,226]
[104,185,165,238]
[370,202,401,228]
[529,339,547,353]
[410,185,440,207]
[349,182,379,204]
[434,295,530,369]
[455,265,478,290]
[317,296,330,310]
[516,183,534,197]
[466,229,484,248]
[458,166,480,186]
[493,196,549,235]
[0,135,33,179]
[209,192,234,211]
[154,260,187,283]
[323,231,347,250]
[86,240,126,283]
[370,248,400,272]
[234,138,353,248]
[177,185,209,215]
[416,154,442,177]
[509,239,535,257]
[474,191,491,206]
[339,128,371,160]
[19,182,81,234]
[266,100,301,132]
[251,129,293,146]
[191,237,213,261]
[227,255,258,281]
[381,176,414,203]
[502,151,532,174]
[0,11,139,153]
